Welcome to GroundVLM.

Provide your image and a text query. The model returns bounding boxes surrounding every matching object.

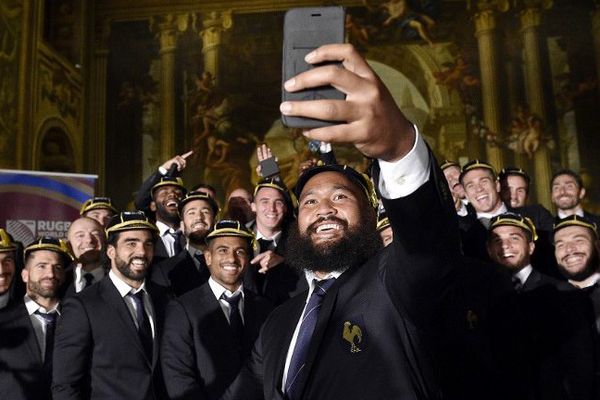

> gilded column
[199,11,233,86]
[592,1,600,94]
[90,19,110,193]
[519,1,553,209]
[152,15,179,161]
[473,4,507,170]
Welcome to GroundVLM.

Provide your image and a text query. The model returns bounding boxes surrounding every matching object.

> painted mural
[104,0,600,211]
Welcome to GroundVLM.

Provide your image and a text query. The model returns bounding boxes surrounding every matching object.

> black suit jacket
[223,167,529,400]
[150,250,210,297]
[0,302,51,400]
[517,269,598,399]
[52,276,170,400]
[161,284,272,400]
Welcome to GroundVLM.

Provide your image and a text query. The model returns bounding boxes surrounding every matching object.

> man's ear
[528,241,536,256]
[106,245,116,261]
[251,202,257,213]
[579,187,586,200]
[204,249,212,267]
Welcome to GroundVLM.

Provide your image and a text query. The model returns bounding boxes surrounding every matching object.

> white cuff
[158,166,167,176]
[377,126,430,199]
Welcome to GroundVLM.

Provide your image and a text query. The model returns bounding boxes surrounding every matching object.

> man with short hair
[222,44,527,400]
[551,169,600,227]
[440,160,469,215]
[226,187,255,225]
[246,178,303,305]
[52,212,170,400]
[161,220,272,400]
[150,190,219,296]
[0,237,70,400]
[0,229,18,309]
[499,167,530,209]
[487,213,597,399]
[149,176,187,263]
[459,160,555,267]
[79,197,117,228]
[63,217,106,296]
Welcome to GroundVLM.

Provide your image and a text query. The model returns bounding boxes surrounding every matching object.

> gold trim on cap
[490,214,538,242]
[553,216,598,238]
[0,229,17,252]
[24,239,73,261]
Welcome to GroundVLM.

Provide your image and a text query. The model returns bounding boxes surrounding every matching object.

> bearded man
[52,212,170,400]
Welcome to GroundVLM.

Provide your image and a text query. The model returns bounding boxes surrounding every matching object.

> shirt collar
[23,294,60,315]
[477,202,508,220]
[156,220,176,236]
[109,270,147,297]
[557,208,584,219]
[304,269,344,300]
[75,263,105,283]
[208,276,244,301]
[570,271,600,289]
[512,264,533,286]
[255,229,282,245]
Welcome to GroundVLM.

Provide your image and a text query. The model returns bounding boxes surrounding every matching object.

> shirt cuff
[158,166,167,176]
[377,126,430,199]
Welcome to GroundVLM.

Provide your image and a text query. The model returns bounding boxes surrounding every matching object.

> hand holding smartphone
[281,7,346,129]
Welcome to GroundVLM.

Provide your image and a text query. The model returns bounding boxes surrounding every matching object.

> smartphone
[259,157,280,179]
[282,6,346,129]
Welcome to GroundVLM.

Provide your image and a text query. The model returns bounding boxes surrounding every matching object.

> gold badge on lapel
[342,321,362,353]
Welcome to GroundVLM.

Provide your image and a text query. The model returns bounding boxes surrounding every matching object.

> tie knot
[83,273,94,286]
[129,290,145,304]
[313,278,336,297]
[511,275,523,291]
[221,292,242,308]
[35,310,58,325]
[258,238,274,252]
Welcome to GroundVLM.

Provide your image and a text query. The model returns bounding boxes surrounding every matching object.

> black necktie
[128,291,153,360]
[221,292,244,348]
[35,311,58,370]
[285,278,336,400]
[511,275,523,292]
[258,238,275,253]
[194,252,206,270]
[83,273,94,288]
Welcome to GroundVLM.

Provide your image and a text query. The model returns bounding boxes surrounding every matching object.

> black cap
[151,177,186,197]
[178,190,220,218]
[553,215,598,238]
[294,164,379,209]
[106,211,159,237]
[0,229,17,252]
[440,160,460,171]
[459,159,496,183]
[24,237,73,264]
[206,220,255,244]
[80,197,118,215]
[498,167,531,185]
[489,212,538,241]
[254,178,297,209]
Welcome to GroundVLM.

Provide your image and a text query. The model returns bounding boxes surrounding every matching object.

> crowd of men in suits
[0,44,599,400]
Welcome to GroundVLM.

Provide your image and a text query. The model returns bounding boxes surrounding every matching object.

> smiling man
[52,212,170,400]
[487,213,598,398]
[63,217,106,296]
[0,237,70,400]
[150,190,219,296]
[0,229,18,309]
[161,220,272,400]
[551,169,600,227]
[150,176,187,263]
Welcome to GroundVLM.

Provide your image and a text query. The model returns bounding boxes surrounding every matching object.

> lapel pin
[342,321,362,353]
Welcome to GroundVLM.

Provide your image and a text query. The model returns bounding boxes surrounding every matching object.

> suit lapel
[291,278,342,399]
[17,303,44,366]
[99,278,151,366]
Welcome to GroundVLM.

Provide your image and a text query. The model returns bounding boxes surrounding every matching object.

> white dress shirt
[74,264,105,293]
[208,277,245,324]
[156,220,178,257]
[282,127,430,391]
[24,295,60,361]
[512,265,533,287]
[109,270,156,338]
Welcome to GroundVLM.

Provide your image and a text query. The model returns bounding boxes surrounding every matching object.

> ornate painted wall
[5,0,600,213]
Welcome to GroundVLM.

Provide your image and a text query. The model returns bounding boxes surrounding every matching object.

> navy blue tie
[35,311,58,370]
[221,292,244,349]
[285,278,336,399]
[128,291,153,360]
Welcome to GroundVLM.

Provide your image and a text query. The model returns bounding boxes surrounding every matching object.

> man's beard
[115,254,149,282]
[187,229,209,247]
[155,202,180,226]
[559,247,600,282]
[285,213,382,275]
[28,278,60,299]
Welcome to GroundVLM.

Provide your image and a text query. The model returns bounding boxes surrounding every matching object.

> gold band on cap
[24,238,73,261]
[553,216,598,238]
[376,217,390,232]
[490,214,538,242]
